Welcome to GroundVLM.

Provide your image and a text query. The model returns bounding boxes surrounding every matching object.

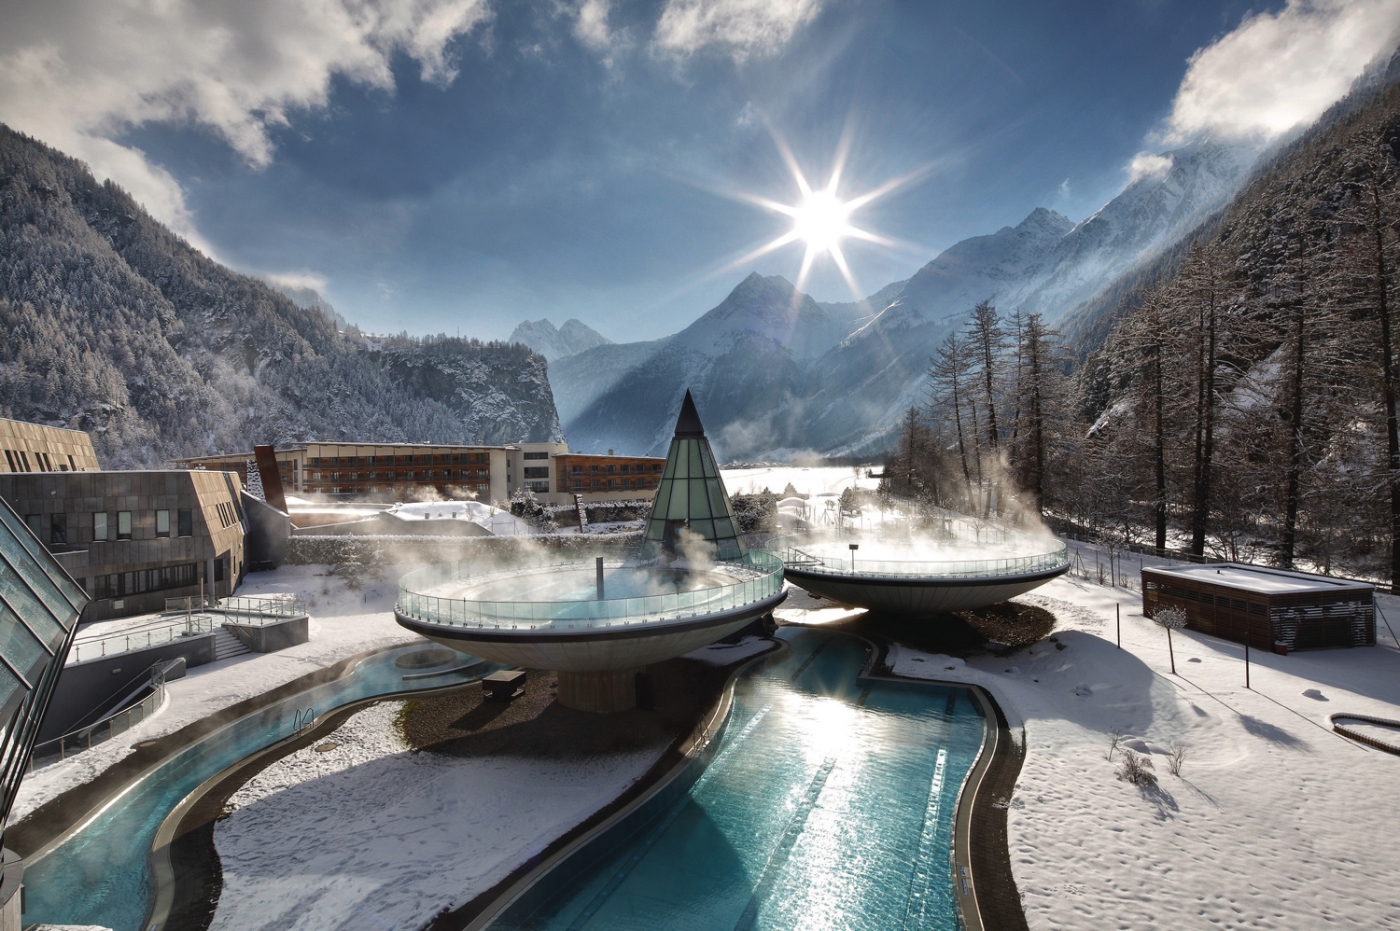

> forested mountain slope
[0,126,561,467]
[883,43,1400,585]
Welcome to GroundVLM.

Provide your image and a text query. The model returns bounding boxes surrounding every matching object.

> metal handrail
[780,542,1069,580]
[216,594,307,627]
[396,552,785,632]
[31,666,167,767]
[68,615,215,664]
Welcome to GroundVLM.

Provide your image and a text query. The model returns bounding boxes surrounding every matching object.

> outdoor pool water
[21,643,495,931]
[488,628,986,931]
[451,566,736,602]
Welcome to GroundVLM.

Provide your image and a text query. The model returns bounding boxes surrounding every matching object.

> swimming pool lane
[490,627,986,931]
[21,644,494,931]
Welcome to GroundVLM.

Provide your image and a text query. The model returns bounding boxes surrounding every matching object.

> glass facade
[0,497,87,845]
[643,392,745,560]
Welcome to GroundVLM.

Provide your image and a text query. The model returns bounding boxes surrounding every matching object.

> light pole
[849,543,859,573]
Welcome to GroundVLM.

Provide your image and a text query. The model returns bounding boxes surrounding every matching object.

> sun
[728,137,907,297]
[790,190,856,255]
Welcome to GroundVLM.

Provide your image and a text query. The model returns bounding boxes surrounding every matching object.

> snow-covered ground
[211,702,661,931]
[12,563,420,825]
[888,571,1400,930]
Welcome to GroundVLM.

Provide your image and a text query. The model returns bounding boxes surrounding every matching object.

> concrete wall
[38,636,211,741]
[224,616,308,653]
[241,491,291,570]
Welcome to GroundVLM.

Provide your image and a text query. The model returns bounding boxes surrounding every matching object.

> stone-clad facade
[0,470,246,622]
[0,418,100,474]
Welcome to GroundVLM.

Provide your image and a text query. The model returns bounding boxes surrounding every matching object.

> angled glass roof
[0,496,87,837]
[644,391,745,561]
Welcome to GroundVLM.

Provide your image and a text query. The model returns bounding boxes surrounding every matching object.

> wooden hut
[1141,563,1374,652]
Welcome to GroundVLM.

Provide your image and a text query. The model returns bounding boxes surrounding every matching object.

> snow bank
[211,702,661,930]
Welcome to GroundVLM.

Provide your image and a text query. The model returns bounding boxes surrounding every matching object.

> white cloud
[654,0,824,61]
[574,0,615,50]
[1164,0,1400,145]
[1127,151,1174,183]
[573,0,632,65]
[0,0,491,250]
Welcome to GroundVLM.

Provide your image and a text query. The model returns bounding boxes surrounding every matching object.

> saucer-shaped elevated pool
[782,534,1069,616]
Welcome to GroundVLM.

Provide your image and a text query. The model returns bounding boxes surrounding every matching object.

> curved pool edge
[148,664,494,931]
[10,642,405,867]
[852,633,1030,931]
[451,637,791,931]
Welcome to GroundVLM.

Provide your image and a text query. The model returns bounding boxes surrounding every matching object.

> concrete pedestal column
[556,667,642,713]
[0,848,23,931]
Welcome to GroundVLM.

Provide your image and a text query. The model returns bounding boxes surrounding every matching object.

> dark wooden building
[1142,563,1374,651]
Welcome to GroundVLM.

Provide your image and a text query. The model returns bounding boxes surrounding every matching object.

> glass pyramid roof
[0,495,87,840]
[644,391,746,561]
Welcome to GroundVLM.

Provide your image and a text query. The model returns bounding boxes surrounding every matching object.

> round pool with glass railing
[394,552,787,671]
[781,537,1070,615]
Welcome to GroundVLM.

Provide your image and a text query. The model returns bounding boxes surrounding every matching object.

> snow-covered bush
[1106,728,1124,761]
[1117,749,1156,787]
[1168,741,1187,777]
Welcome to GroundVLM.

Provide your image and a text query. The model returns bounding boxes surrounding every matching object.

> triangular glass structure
[0,495,87,850]
[644,390,745,560]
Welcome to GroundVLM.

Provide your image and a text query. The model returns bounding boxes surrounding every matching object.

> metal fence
[396,552,784,632]
[30,671,167,767]
[216,593,307,626]
[165,594,217,613]
[781,542,1069,580]
[68,615,214,664]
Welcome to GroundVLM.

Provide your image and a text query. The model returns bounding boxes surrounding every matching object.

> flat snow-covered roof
[1143,563,1372,595]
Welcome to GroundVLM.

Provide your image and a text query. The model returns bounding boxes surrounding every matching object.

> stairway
[213,626,252,661]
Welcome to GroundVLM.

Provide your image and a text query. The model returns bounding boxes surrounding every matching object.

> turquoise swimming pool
[487,628,986,931]
[20,644,494,931]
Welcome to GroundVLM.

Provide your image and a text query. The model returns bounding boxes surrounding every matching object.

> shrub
[1117,749,1157,787]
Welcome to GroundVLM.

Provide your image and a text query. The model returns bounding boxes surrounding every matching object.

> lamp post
[849,543,859,573]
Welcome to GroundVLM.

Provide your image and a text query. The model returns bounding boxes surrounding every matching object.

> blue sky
[4,0,1397,341]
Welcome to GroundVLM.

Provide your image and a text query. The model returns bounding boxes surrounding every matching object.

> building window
[178,509,193,537]
[18,452,31,471]
[523,467,549,479]
[527,481,550,493]
[117,511,132,540]
[523,451,549,460]
[94,512,109,541]
[50,513,67,545]
[572,480,584,490]
[156,509,170,537]
[571,465,582,474]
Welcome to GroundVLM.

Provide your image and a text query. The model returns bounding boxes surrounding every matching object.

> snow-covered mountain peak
[508,317,611,361]
[672,273,837,358]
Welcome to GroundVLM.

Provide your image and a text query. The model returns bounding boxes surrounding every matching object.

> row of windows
[308,453,491,466]
[568,463,661,474]
[4,449,79,473]
[309,469,489,481]
[522,451,550,460]
[214,502,238,529]
[89,562,199,600]
[307,484,491,495]
[568,478,656,492]
[25,509,195,545]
